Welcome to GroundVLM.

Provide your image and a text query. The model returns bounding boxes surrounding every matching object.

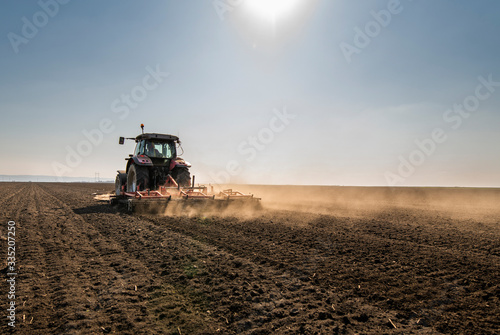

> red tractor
[115,125,191,195]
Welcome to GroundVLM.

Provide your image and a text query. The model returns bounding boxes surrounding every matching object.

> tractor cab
[132,133,179,165]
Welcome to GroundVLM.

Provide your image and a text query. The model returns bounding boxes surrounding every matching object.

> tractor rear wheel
[172,166,191,187]
[127,165,149,192]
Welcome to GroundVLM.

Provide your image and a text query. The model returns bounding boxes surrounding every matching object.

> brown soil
[0,182,499,334]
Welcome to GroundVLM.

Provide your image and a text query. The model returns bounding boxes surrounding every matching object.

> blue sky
[1,0,499,186]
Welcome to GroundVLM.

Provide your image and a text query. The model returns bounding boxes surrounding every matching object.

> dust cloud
[221,184,500,223]
[158,198,262,218]
[100,184,500,226]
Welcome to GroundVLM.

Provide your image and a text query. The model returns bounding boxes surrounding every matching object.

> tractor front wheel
[127,165,149,192]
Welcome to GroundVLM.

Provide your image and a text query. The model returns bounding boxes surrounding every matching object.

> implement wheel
[115,172,127,196]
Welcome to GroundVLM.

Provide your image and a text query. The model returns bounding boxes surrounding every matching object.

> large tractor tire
[127,165,149,192]
[115,172,127,195]
[172,166,191,187]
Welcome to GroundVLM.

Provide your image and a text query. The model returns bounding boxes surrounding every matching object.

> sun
[243,0,302,22]
[234,0,316,44]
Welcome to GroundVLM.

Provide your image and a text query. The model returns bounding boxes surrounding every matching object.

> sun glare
[244,0,302,22]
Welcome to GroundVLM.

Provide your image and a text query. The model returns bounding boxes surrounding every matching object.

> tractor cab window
[134,141,145,156]
[161,142,175,158]
[142,141,175,159]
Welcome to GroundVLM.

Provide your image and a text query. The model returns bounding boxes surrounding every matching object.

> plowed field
[1,182,499,334]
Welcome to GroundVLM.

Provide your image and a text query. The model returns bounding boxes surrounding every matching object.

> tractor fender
[131,155,153,166]
[125,159,132,173]
[170,157,191,170]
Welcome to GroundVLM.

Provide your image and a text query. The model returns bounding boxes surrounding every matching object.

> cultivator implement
[110,177,260,213]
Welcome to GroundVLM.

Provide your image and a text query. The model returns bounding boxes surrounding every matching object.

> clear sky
[1,0,499,186]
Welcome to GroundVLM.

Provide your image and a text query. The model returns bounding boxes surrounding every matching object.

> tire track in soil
[143,211,499,334]
[1,184,166,334]
[39,184,374,334]
[0,183,39,333]
[78,211,355,334]
[37,183,456,334]
[0,183,30,222]
[0,183,65,334]
[37,183,221,334]
[142,213,424,334]
[34,183,175,334]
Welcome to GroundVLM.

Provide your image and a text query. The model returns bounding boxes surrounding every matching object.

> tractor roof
[135,133,179,142]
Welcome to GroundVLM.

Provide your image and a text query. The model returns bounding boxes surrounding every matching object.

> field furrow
[1,182,498,334]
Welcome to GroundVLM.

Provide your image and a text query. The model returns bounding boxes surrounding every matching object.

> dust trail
[159,199,262,218]
[96,185,500,225]
[221,184,500,223]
